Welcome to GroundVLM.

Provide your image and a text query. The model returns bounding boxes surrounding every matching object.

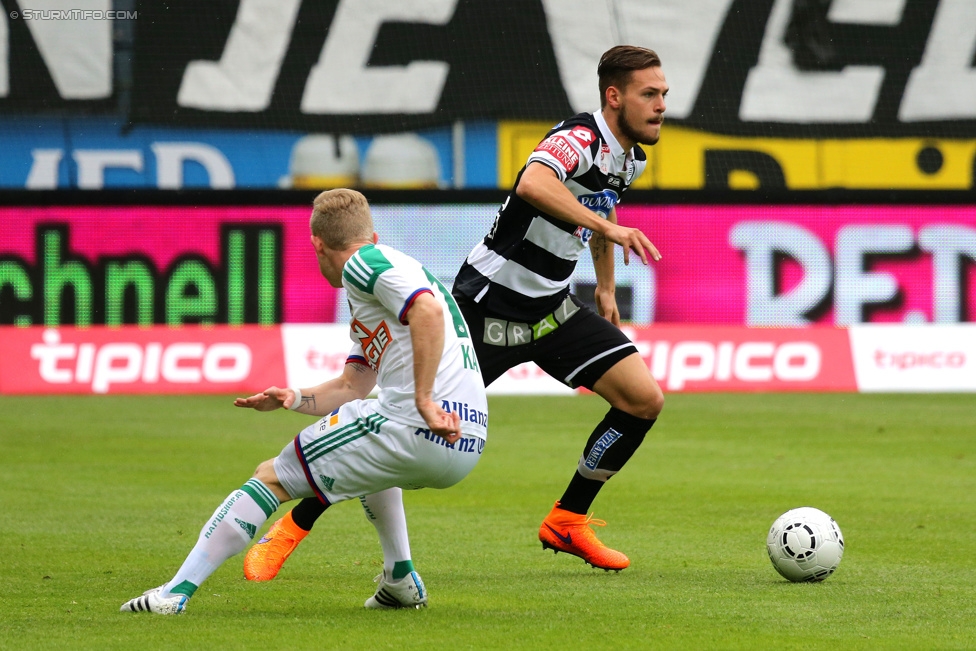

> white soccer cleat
[120,586,188,615]
[363,571,428,610]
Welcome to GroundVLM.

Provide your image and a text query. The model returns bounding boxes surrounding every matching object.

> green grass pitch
[2,393,975,649]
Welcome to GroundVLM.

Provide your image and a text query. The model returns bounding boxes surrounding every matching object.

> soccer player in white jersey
[245,46,666,577]
[120,189,487,614]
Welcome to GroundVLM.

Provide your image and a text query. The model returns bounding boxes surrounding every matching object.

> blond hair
[310,189,374,250]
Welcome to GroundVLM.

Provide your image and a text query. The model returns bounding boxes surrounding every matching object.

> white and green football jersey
[342,243,487,439]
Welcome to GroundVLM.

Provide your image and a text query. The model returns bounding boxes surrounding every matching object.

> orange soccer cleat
[243,511,309,581]
[539,502,630,571]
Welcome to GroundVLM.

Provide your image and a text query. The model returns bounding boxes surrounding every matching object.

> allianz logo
[440,399,488,427]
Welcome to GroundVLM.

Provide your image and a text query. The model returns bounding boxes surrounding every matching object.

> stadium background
[3,7,975,648]
[1,0,975,394]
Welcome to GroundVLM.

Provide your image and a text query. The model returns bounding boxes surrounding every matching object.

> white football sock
[360,488,413,579]
[161,479,280,598]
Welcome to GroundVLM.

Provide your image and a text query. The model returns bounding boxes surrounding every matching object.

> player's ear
[310,234,326,254]
[372,232,379,244]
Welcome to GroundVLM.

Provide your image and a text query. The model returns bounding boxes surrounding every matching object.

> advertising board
[617,204,976,326]
[3,201,973,328]
[6,323,975,395]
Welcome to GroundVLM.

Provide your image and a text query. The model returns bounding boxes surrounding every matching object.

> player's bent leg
[265,399,485,608]
[360,429,484,608]
[573,354,661,495]
[122,465,286,614]
[252,458,296,503]
[591,352,664,421]
[361,433,482,610]
[541,355,662,571]
[359,429,483,608]
[540,405,651,570]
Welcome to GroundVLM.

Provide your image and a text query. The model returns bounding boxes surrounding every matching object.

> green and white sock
[360,488,414,580]
[161,479,279,599]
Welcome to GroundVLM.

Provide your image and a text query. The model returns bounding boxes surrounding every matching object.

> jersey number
[424,269,469,339]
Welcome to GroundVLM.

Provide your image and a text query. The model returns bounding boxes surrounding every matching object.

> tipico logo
[29,329,252,393]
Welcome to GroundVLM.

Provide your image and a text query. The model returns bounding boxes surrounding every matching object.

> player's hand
[234,386,295,411]
[604,223,661,266]
[416,398,463,445]
[593,286,620,327]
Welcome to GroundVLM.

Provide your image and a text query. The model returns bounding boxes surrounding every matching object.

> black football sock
[290,497,328,531]
[558,407,655,515]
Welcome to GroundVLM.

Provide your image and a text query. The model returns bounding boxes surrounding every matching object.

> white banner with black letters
[1,0,974,136]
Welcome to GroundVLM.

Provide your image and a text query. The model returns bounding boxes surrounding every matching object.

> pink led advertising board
[2,204,974,326]
[617,204,976,325]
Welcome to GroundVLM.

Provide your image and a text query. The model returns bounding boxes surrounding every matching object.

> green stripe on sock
[167,580,198,598]
[243,479,278,511]
[392,560,415,581]
[241,480,278,518]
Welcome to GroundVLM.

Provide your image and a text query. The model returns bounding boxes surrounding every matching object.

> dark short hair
[598,45,662,107]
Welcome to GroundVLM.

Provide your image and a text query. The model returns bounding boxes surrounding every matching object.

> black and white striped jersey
[454,110,647,321]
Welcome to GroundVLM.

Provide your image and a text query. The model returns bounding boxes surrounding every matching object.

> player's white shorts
[274,398,486,504]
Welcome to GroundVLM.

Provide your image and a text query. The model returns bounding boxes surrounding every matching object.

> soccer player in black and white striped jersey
[451,46,668,571]
[244,46,668,576]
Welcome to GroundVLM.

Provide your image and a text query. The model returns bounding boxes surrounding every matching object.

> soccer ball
[766,507,844,582]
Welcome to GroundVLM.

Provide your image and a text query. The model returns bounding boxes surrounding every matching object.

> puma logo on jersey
[351,319,392,370]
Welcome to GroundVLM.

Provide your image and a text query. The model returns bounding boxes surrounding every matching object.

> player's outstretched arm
[516,163,607,233]
[233,364,377,417]
[516,163,661,266]
[405,292,463,444]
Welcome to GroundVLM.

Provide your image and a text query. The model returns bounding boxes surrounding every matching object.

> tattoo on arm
[591,233,607,262]
[299,394,316,411]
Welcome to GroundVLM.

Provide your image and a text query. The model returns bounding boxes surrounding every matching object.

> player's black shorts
[453,292,638,390]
